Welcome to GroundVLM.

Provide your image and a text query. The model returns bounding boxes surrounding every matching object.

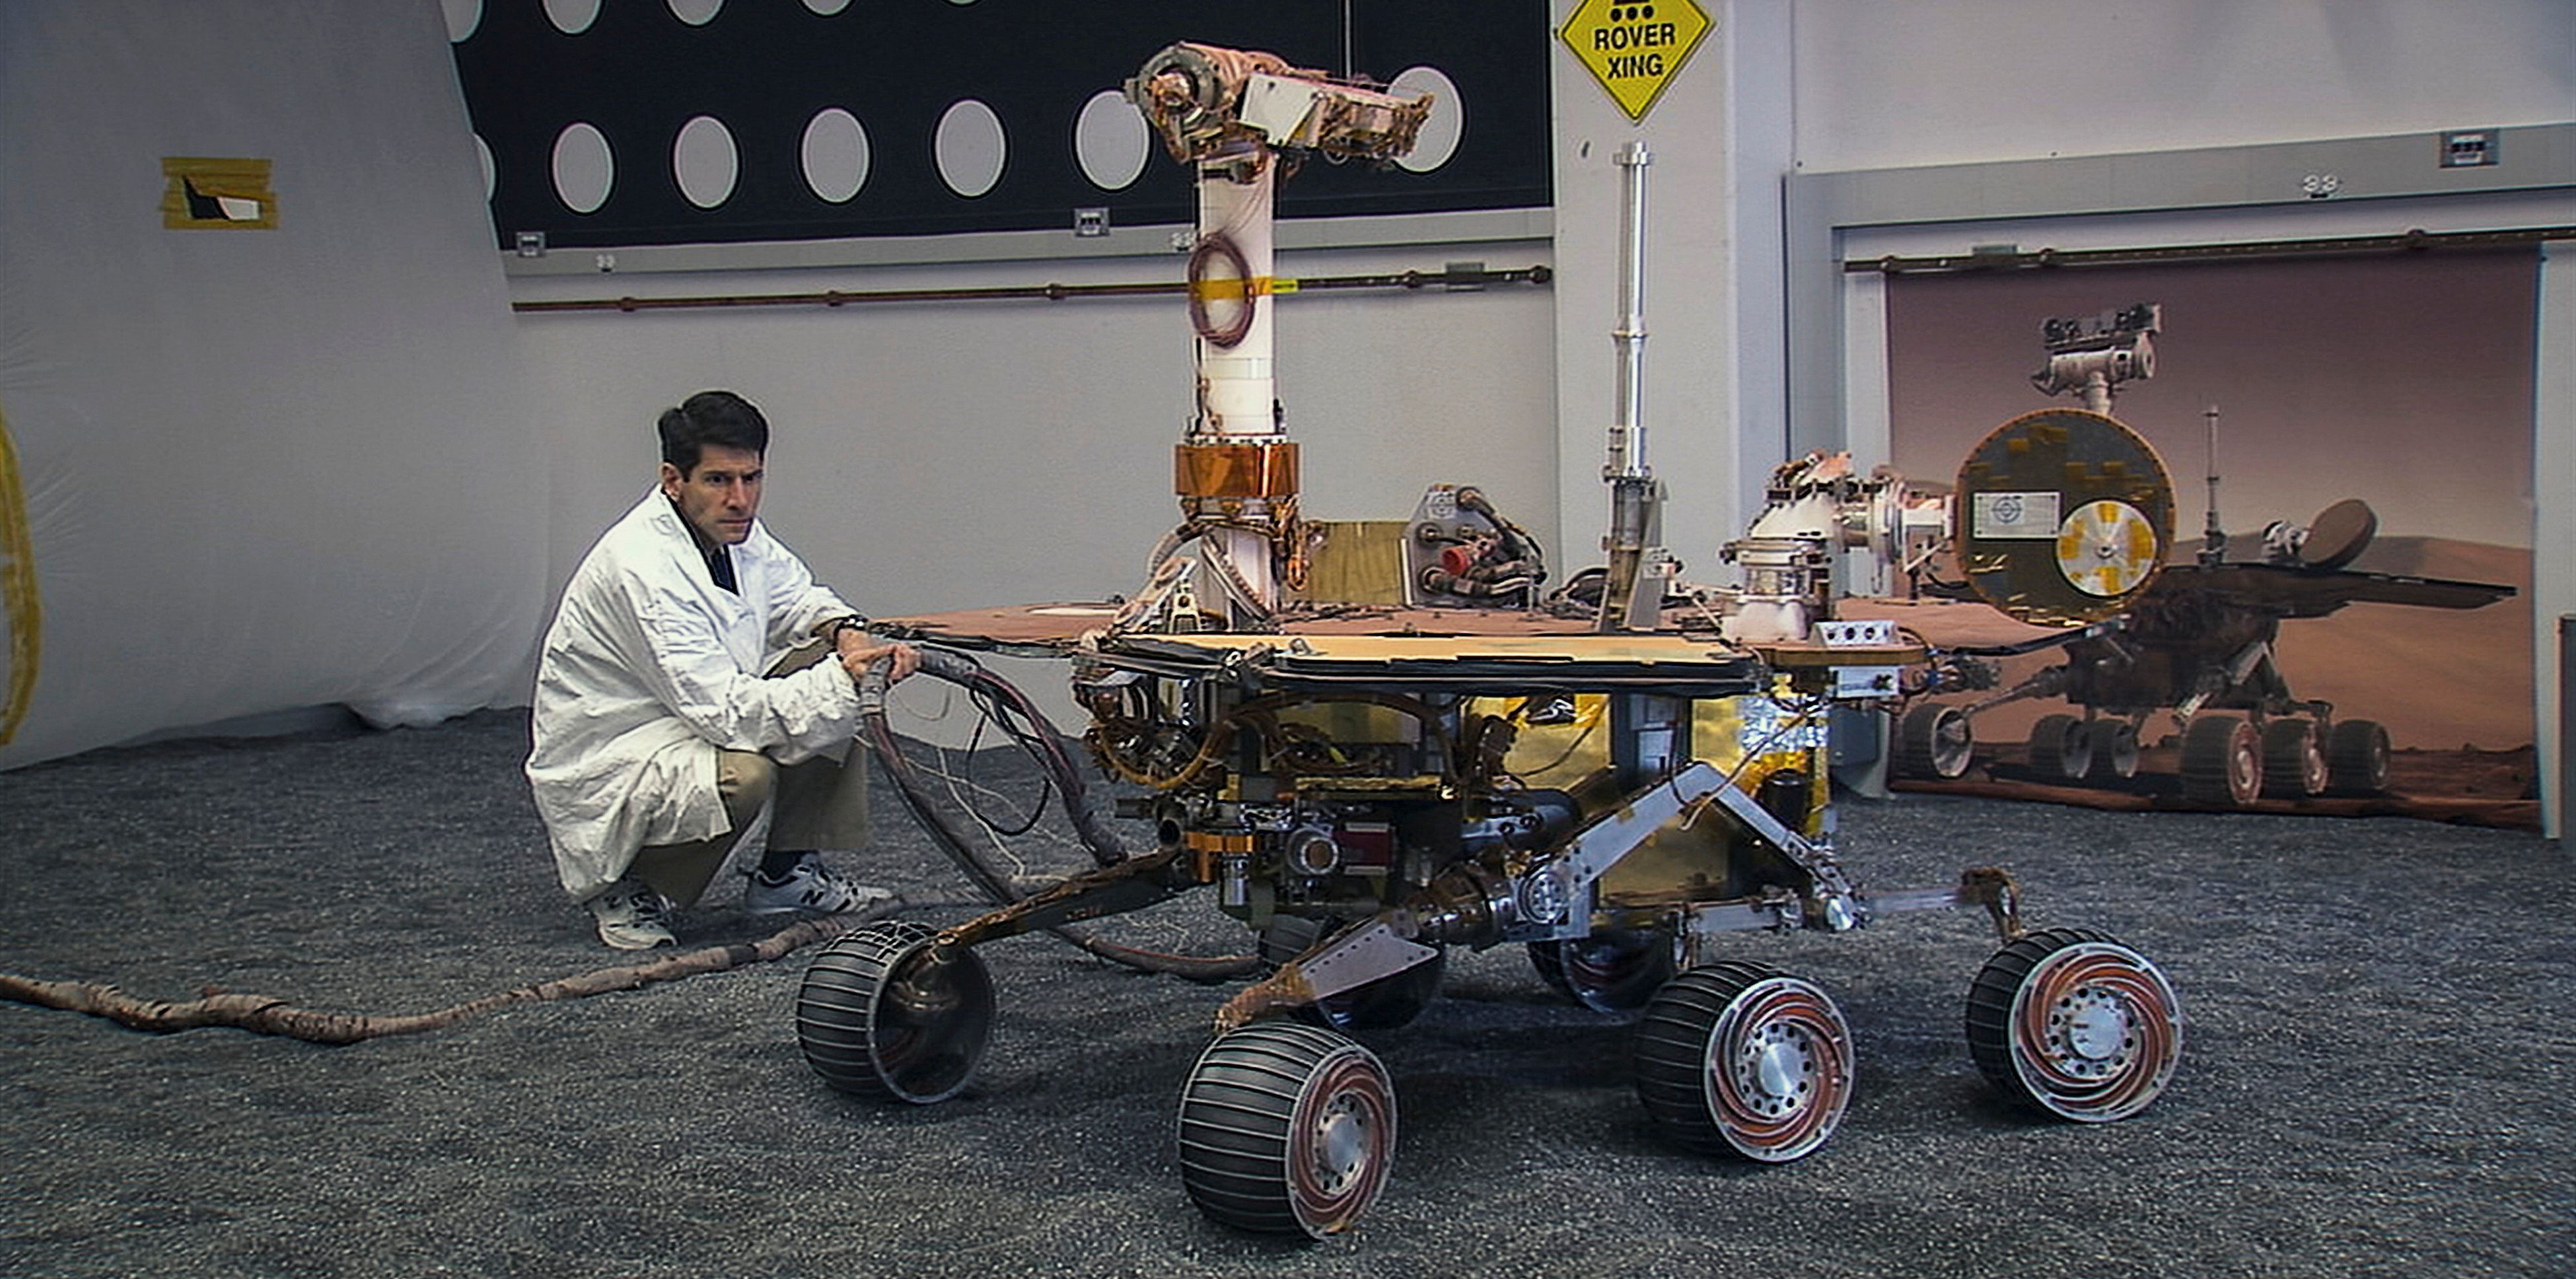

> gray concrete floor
[1,709,2569,1277]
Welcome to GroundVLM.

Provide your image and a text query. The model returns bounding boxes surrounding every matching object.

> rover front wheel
[1176,1022,1396,1237]
[1898,703,1974,779]
[1965,927,2181,1123]
[795,920,994,1104]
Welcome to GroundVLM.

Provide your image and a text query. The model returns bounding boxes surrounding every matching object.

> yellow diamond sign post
[1559,0,1713,122]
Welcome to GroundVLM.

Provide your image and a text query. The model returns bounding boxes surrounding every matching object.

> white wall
[513,243,1560,632]
[1793,0,2576,172]
[0,0,539,770]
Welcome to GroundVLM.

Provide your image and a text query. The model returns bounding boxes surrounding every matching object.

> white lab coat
[526,489,863,900]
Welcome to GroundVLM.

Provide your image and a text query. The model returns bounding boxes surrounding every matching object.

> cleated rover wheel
[2179,714,2262,807]
[795,920,995,1105]
[1633,961,1854,1162]
[1965,927,2181,1123]
[2083,719,2142,780]
[1530,927,1678,1012]
[2260,719,2330,798]
[2026,714,2093,783]
[1176,1021,1396,1237]
[2326,718,2392,796]
[1897,703,1975,779]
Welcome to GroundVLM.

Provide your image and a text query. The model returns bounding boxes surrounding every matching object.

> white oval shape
[801,108,871,203]
[542,0,600,36]
[475,133,495,201]
[672,115,738,209]
[443,0,483,42]
[935,99,1006,198]
[1073,88,1148,191]
[551,121,615,214]
[666,0,722,26]
[1389,66,1462,174]
[801,0,850,13]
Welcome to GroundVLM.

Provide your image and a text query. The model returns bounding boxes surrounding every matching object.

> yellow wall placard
[1559,0,1713,122]
[161,156,277,230]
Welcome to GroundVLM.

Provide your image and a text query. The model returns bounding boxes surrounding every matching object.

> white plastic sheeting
[0,1,541,769]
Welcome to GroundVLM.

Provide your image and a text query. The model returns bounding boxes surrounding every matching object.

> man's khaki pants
[627,641,868,907]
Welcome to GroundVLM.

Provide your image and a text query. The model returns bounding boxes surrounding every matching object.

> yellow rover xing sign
[1560,0,1713,122]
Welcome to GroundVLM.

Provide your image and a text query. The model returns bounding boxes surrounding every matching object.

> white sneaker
[744,854,894,916]
[586,878,676,950]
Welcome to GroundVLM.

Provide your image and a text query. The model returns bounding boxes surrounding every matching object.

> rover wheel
[795,920,994,1104]
[2260,719,2329,798]
[1535,928,1678,1012]
[1633,961,1853,1161]
[1264,916,1447,1031]
[1897,703,1974,779]
[2178,714,2262,807]
[1298,952,1447,1031]
[2083,719,2141,780]
[1966,927,2181,1123]
[1176,1021,1396,1237]
[2326,718,2392,796]
[2026,714,2093,783]
[1526,940,1574,998]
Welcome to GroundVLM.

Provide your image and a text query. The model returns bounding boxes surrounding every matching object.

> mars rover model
[788,44,2184,1237]
[1885,306,2514,806]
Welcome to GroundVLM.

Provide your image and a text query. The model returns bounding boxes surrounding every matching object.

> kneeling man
[527,390,917,949]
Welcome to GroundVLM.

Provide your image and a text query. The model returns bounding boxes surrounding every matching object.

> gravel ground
[1,709,2569,1278]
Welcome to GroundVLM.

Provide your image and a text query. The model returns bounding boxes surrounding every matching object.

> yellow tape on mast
[0,403,38,746]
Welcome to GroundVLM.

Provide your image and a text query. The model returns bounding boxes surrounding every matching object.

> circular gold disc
[1953,407,2175,626]
[2056,499,2159,597]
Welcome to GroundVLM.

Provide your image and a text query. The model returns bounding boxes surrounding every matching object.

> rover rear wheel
[1966,927,2181,1123]
[1177,1021,1395,1237]
[2026,714,2093,783]
[1633,961,1854,1161]
[2260,719,2329,798]
[795,920,994,1105]
[1264,916,1448,1031]
[1534,928,1678,1012]
[1897,703,1974,779]
[2179,714,2262,807]
[2083,719,2141,780]
[2326,718,2392,796]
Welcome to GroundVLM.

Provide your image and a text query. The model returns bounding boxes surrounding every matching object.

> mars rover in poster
[1877,304,2519,814]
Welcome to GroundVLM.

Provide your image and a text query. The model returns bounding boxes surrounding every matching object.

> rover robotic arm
[1122,46,1431,630]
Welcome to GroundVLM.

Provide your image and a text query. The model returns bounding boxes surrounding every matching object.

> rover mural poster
[1882,250,2538,825]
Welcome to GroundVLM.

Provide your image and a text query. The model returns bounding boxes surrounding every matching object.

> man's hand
[836,633,918,684]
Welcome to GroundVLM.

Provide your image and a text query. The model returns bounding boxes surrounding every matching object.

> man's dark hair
[657,390,769,475]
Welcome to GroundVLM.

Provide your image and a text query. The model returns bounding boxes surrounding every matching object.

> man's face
[661,444,764,545]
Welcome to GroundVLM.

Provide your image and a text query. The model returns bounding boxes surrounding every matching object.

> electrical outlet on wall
[2440,129,2497,168]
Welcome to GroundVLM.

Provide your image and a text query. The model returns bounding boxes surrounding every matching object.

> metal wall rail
[512,262,1552,314]
[1844,225,2573,275]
